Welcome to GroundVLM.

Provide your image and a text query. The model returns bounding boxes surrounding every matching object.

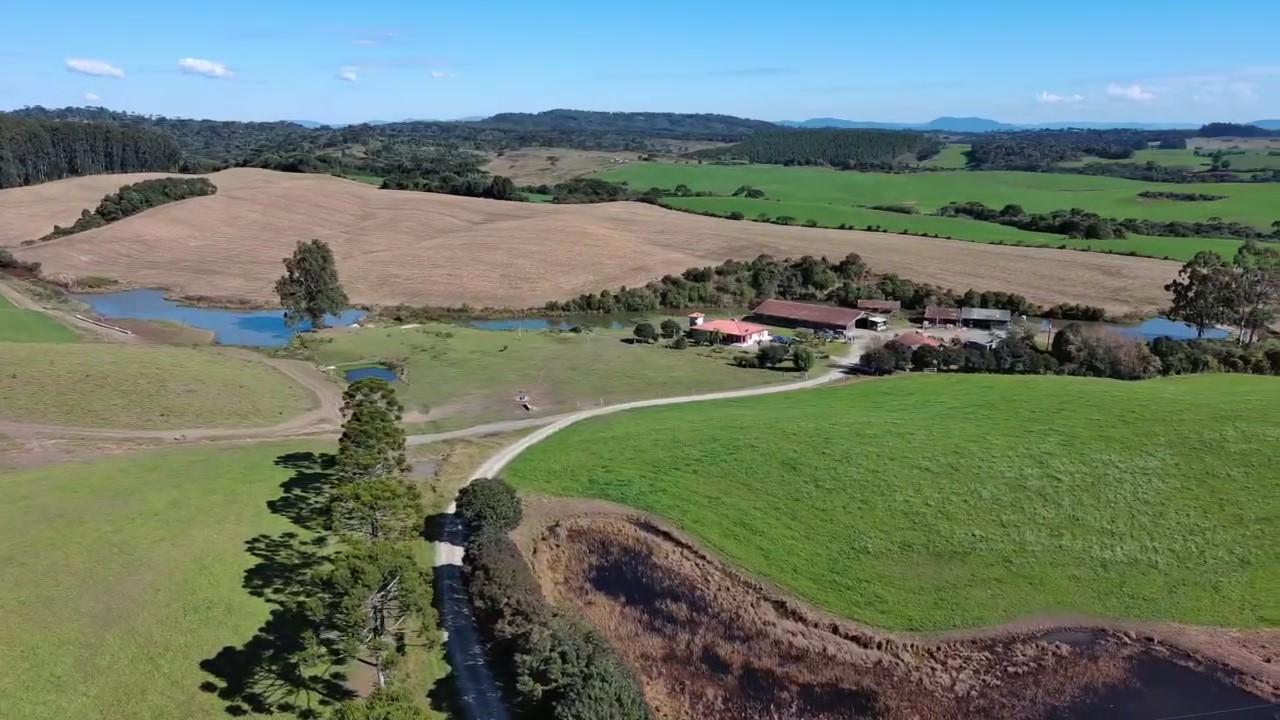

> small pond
[75,289,366,347]
[1052,653,1274,719]
[1042,316,1230,341]
[343,365,398,383]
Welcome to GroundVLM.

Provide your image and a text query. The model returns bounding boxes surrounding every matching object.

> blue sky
[4,0,1279,124]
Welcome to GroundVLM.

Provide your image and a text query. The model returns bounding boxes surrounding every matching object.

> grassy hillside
[505,374,1279,631]
[0,292,78,342]
[0,442,322,720]
[0,344,313,429]
[305,321,798,431]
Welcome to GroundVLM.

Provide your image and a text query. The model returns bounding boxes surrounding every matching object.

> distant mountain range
[778,117,1203,132]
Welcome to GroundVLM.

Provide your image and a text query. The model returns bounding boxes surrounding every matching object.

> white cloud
[430,70,453,79]
[1105,83,1156,102]
[338,66,359,82]
[1036,91,1084,104]
[178,57,234,79]
[65,58,124,78]
[83,92,101,102]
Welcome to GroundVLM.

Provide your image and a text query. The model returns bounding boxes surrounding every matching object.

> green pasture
[306,321,801,431]
[662,196,1243,262]
[1061,148,1280,172]
[601,163,1280,230]
[0,443,324,720]
[921,143,970,168]
[0,344,314,429]
[0,292,79,343]
[505,373,1280,632]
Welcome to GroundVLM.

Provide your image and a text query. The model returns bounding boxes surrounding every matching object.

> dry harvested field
[9,168,1179,313]
[0,172,183,247]
[482,147,644,185]
[522,501,1279,720]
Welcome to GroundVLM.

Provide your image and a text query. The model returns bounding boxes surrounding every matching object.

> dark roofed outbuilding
[856,299,902,313]
[751,299,864,334]
[922,305,961,325]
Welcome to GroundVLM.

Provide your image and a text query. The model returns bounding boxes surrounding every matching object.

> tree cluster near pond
[504,374,1280,631]
[1165,240,1280,343]
[275,239,349,329]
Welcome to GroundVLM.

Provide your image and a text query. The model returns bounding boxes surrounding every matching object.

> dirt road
[427,338,869,720]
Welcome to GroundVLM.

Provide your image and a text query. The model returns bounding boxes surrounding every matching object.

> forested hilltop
[695,129,942,168]
[4,107,777,173]
[0,116,181,188]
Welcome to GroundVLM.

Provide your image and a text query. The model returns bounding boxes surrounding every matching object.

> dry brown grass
[482,147,644,185]
[0,172,183,247]
[9,168,1180,313]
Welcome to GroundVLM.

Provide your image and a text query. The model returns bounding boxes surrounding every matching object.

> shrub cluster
[544,254,1105,321]
[39,177,217,241]
[462,478,650,720]
[868,203,920,214]
[1150,337,1280,376]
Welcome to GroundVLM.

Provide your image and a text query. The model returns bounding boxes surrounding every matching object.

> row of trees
[964,129,1179,170]
[457,478,651,720]
[0,115,181,187]
[938,201,1276,241]
[694,128,942,168]
[544,253,1104,321]
[864,322,1280,380]
[1165,241,1280,344]
[39,177,217,241]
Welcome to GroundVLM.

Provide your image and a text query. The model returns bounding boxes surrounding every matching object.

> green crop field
[1060,148,1280,172]
[306,321,801,431]
[505,374,1280,631]
[662,196,1242,262]
[0,442,325,720]
[599,163,1279,260]
[0,293,79,343]
[921,143,970,168]
[0,344,314,429]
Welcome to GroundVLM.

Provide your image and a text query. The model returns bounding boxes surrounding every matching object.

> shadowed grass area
[0,442,323,720]
[0,344,313,429]
[0,292,78,342]
[505,374,1279,631]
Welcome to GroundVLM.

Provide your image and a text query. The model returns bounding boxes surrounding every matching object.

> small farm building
[892,330,943,349]
[961,307,1012,330]
[922,306,961,327]
[752,299,863,334]
[856,299,902,313]
[688,317,771,346]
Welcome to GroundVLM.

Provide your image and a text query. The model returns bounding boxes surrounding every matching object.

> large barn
[751,299,864,335]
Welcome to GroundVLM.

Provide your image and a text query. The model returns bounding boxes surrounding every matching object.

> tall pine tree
[274,239,348,328]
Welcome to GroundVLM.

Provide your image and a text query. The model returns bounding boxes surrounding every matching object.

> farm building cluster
[685,299,1013,347]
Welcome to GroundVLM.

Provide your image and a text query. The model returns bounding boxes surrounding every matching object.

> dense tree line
[864,322,1280,380]
[0,115,181,187]
[963,129,1185,170]
[1137,190,1226,201]
[458,478,651,720]
[693,129,942,168]
[937,201,1277,241]
[39,177,216,241]
[1197,123,1278,138]
[481,108,774,141]
[1056,161,1279,184]
[544,253,1105,320]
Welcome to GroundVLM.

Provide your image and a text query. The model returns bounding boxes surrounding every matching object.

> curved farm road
[426,340,866,720]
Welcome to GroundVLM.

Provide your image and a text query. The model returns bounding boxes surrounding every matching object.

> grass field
[661,196,1241,262]
[600,164,1279,259]
[505,374,1280,631]
[307,321,798,431]
[0,292,79,342]
[0,442,325,720]
[0,344,313,429]
[921,143,970,169]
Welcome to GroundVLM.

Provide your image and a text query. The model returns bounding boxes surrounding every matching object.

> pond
[75,289,366,347]
[343,365,398,383]
[1052,652,1274,719]
[1042,316,1230,341]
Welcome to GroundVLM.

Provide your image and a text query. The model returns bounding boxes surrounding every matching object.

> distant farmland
[6,168,1181,314]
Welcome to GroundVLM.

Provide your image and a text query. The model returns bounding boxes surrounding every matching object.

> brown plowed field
[9,168,1179,312]
[0,172,182,246]
[521,500,1279,720]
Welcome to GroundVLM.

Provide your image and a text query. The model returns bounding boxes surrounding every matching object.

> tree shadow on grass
[199,451,354,718]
